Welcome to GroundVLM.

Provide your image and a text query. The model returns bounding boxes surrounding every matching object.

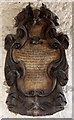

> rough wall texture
[0,2,72,118]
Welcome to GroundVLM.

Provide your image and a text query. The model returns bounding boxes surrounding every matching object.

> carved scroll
[4,3,69,116]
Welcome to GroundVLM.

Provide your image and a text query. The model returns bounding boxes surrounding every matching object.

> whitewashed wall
[0,2,72,118]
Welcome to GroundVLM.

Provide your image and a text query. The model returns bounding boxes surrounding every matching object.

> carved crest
[4,3,69,116]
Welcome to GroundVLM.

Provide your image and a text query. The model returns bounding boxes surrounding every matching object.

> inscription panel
[13,40,60,94]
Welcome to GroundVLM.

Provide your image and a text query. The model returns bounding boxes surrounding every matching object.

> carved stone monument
[4,3,69,116]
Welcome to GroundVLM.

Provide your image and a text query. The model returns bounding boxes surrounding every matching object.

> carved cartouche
[4,3,69,116]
